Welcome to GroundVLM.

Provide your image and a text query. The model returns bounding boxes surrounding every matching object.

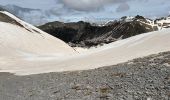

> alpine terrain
[0,8,170,100]
[38,15,170,47]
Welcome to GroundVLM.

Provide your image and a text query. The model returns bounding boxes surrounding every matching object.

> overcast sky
[1,0,170,24]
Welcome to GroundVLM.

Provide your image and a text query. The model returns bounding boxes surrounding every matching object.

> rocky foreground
[0,51,170,100]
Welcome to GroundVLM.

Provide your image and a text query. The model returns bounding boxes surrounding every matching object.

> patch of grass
[99,87,110,94]
[112,72,126,77]
[84,91,92,96]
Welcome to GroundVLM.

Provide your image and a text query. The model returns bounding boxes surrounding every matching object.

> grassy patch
[99,87,111,94]
[112,72,126,77]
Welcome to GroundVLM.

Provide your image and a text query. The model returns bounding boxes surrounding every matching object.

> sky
[0,0,170,24]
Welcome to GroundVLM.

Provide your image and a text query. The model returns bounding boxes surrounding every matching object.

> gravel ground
[0,52,170,100]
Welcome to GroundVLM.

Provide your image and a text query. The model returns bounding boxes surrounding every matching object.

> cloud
[1,0,170,25]
[116,3,130,13]
[60,0,127,11]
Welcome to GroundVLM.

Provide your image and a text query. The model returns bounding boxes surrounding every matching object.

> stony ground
[0,52,170,100]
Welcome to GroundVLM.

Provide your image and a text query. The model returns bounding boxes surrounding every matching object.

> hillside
[0,1,170,100]
[38,15,159,47]
[0,51,170,99]
[0,26,169,75]
[0,10,170,100]
[0,11,76,57]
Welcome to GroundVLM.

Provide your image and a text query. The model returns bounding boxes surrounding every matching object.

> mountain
[0,4,40,15]
[0,6,5,11]
[0,5,48,25]
[155,16,170,28]
[38,15,159,47]
[0,11,75,58]
[0,11,170,77]
[0,11,170,100]
[1,24,170,75]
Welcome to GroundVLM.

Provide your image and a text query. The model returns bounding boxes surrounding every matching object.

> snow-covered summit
[155,16,170,29]
[108,15,170,31]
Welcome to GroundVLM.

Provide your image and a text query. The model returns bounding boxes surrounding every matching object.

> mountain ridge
[38,15,161,47]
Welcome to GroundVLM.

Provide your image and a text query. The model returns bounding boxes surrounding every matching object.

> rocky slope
[38,15,159,47]
[0,51,170,100]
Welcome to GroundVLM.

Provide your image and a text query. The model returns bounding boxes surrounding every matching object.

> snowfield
[0,11,170,75]
[0,11,76,56]
[0,22,75,56]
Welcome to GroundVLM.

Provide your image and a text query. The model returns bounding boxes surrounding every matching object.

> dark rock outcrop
[38,16,158,47]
